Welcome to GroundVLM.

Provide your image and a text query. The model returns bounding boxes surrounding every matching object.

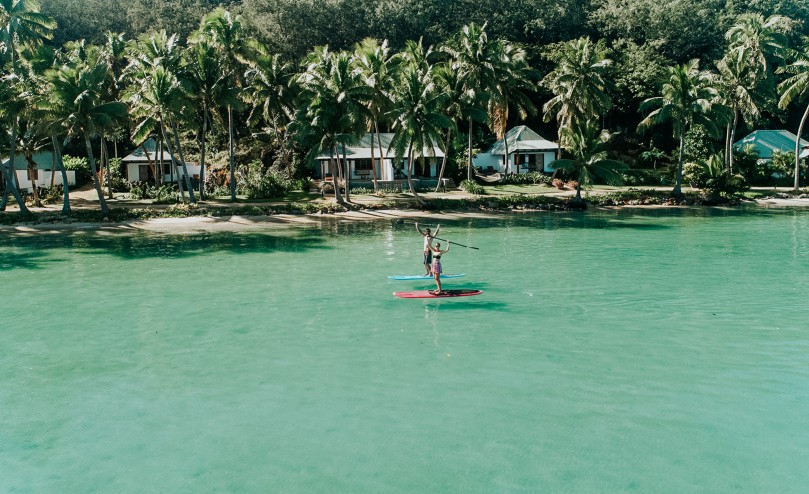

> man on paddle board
[416,222,440,276]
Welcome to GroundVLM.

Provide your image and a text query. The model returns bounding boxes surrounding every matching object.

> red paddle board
[393,289,483,299]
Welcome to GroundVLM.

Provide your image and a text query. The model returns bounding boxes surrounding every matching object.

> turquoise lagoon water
[1,207,808,493]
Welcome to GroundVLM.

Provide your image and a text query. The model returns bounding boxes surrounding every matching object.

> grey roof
[733,130,809,160]
[315,133,444,160]
[2,151,56,170]
[487,126,557,155]
[122,138,177,162]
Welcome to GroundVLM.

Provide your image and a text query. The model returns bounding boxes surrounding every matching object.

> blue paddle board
[388,273,466,280]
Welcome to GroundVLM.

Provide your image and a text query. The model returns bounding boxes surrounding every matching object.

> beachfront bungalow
[1,151,76,192]
[122,138,200,184]
[314,133,444,182]
[473,126,558,174]
[733,130,809,162]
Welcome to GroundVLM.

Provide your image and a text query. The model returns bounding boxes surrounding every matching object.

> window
[355,159,372,171]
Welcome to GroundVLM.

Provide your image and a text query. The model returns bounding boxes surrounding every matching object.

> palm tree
[639,60,721,197]
[441,23,498,181]
[0,0,56,67]
[43,60,128,216]
[721,14,790,174]
[542,37,613,160]
[183,39,237,199]
[550,119,628,204]
[127,65,196,203]
[489,41,538,176]
[244,48,295,177]
[777,37,809,191]
[352,38,400,190]
[195,8,251,202]
[388,63,451,205]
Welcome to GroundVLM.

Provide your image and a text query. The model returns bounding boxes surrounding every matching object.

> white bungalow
[122,138,200,183]
[314,133,444,181]
[473,125,558,174]
[1,151,76,192]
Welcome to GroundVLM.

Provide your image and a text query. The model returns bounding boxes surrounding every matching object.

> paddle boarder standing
[416,222,440,276]
[429,242,450,294]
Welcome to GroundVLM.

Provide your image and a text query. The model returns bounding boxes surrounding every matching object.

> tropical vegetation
[2,0,809,216]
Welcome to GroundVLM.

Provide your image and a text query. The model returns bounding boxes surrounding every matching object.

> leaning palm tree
[441,23,498,181]
[43,60,128,216]
[388,64,451,206]
[715,55,760,174]
[127,65,196,203]
[639,60,721,197]
[542,37,613,160]
[550,119,628,204]
[777,37,809,191]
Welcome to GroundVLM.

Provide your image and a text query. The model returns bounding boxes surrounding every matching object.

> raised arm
[415,222,425,235]
[444,242,450,253]
[433,224,441,237]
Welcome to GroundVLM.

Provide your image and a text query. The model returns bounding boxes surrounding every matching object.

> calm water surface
[2,207,808,493]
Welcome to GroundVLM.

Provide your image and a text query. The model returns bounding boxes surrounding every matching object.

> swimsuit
[432,255,442,274]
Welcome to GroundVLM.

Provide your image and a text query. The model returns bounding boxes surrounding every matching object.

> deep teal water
[2,207,808,493]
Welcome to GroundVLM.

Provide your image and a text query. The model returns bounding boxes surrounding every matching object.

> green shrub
[460,179,486,195]
[238,161,292,199]
[63,156,92,185]
[620,169,664,187]
[293,177,312,192]
[501,172,550,185]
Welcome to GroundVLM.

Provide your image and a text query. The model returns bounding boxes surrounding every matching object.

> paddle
[433,236,479,250]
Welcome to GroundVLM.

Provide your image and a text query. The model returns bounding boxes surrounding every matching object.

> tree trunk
[161,122,186,202]
[50,151,56,188]
[375,120,386,183]
[25,155,42,207]
[102,136,113,199]
[1,119,31,213]
[724,122,732,171]
[53,136,71,215]
[406,141,424,205]
[467,117,473,182]
[435,128,452,192]
[157,138,164,186]
[331,145,344,204]
[674,135,685,197]
[342,141,351,203]
[229,105,236,202]
[141,143,157,185]
[199,105,208,200]
[84,132,110,216]
[503,133,510,176]
[728,111,738,175]
[369,124,377,192]
[170,119,197,203]
[794,103,809,191]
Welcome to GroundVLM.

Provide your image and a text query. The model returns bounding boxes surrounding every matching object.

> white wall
[15,170,76,192]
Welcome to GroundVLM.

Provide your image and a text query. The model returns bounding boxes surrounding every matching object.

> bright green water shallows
[2,208,809,493]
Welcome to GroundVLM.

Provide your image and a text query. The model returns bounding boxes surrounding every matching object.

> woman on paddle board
[416,222,440,276]
[429,241,450,294]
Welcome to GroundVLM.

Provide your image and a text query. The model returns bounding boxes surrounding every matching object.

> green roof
[1,151,56,170]
[733,130,809,160]
[487,126,557,155]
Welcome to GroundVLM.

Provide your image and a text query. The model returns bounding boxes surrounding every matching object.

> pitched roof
[733,130,809,160]
[315,133,444,160]
[1,151,56,170]
[122,138,177,162]
[487,125,557,155]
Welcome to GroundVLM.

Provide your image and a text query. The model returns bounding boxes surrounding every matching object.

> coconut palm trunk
[728,111,739,174]
[406,140,424,205]
[342,141,351,203]
[84,132,110,215]
[330,145,344,203]
[52,136,71,214]
[503,134,510,176]
[375,121,386,182]
[25,156,42,207]
[674,135,685,197]
[435,128,452,192]
[229,105,236,202]
[467,117,473,181]
[1,120,31,213]
[794,103,809,191]
[170,120,197,203]
[140,143,157,185]
[199,105,208,200]
[102,136,113,199]
[160,122,186,202]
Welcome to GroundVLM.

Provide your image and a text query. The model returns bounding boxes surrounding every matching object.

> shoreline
[2,196,809,234]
